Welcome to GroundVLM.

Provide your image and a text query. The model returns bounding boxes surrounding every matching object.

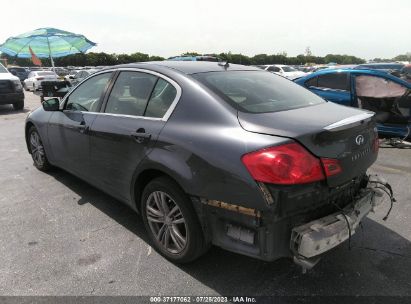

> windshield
[0,63,8,73]
[194,71,325,113]
[281,66,297,72]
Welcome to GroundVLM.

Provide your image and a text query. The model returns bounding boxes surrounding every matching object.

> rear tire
[13,100,24,111]
[141,176,208,263]
[28,126,51,171]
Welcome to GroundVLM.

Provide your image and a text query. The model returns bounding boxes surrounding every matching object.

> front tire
[28,126,51,171]
[13,100,24,110]
[141,177,208,263]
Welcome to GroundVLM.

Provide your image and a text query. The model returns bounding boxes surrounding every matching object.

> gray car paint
[25,61,379,262]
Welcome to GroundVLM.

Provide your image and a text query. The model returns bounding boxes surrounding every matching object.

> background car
[24,71,59,91]
[356,62,405,72]
[0,63,24,110]
[295,69,411,138]
[25,61,385,270]
[167,55,219,62]
[400,64,411,82]
[262,64,306,80]
[7,67,29,82]
[68,69,98,86]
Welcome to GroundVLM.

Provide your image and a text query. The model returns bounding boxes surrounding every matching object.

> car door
[89,70,180,204]
[26,72,34,87]
[47,71,114,179]
[304,72,352,106]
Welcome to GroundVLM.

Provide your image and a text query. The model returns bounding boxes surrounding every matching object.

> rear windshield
[0,64,8,73]
[193,71,325,113]
[281,66,297,72]
[9,67,26,72]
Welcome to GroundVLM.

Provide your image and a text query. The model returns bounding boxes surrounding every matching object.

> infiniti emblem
[355,134,365,146]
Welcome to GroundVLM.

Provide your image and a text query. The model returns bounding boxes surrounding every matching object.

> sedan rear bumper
[290,186,383,259]
[198,175,389,269]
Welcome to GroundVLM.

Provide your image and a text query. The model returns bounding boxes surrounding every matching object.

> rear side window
[305,77,318,88]
[317,73,350,91]
[105,71,157,116]
[145,78,177,118]
[194,71,325,113]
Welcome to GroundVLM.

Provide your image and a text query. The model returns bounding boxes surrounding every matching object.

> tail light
[242,142,325,185]
[321,158,342,177]
[242,142,343,185]
[36,77,44,80]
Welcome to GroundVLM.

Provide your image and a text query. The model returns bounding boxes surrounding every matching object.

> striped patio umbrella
[0,28,97,69]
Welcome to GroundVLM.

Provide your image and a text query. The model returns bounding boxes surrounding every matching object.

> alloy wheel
[30,131,45,166]
[146,191,188,254]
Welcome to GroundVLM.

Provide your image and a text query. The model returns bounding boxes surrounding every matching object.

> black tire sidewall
[13,100,24,110]
[141,177,205,263]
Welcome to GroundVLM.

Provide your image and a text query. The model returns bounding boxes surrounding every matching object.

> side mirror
[42,98,60,111]
[69,75,76,79]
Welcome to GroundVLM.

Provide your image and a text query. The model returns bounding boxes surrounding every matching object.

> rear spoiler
[324,112,375,132]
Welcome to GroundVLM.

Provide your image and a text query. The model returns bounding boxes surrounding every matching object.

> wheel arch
[25,121,35,153]
[132,166,189,214]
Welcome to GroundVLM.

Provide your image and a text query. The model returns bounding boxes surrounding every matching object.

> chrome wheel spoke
[162,227,171,249]
[30,135,38,147]
[167,205,179,217]
[159,192,169,214]
[170,226,186,250]
[147,205,164,218]
[156,224,167,241]
[172,217,185,224]
[153,192,164,213]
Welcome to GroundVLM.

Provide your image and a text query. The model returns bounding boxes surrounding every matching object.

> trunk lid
[238,102,378,187]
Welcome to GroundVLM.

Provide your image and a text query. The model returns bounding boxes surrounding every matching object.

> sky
[1,0,410,60]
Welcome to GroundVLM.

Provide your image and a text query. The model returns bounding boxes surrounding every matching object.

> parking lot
[0,91,410,296]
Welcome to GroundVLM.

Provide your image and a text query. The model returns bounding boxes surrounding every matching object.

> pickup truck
[0,63,24,110]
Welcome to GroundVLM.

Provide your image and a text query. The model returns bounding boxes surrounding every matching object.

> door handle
[77,121,89,134]
[131,128,151,143]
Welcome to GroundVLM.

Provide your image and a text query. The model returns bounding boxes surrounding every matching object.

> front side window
[65,72,112,112]
[281,66,297,72]
[317,73,350,91]
[105,71,157,116]
[194,71,325,113]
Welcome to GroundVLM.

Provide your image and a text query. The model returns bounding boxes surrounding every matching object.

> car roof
[103,61,261,74]
[297,68,411,87]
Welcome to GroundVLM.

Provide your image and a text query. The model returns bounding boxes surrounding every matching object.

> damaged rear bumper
[196,175,391,269]
[290,177,386,269]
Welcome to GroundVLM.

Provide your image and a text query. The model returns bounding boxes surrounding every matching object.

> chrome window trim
[60,67,182,122]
